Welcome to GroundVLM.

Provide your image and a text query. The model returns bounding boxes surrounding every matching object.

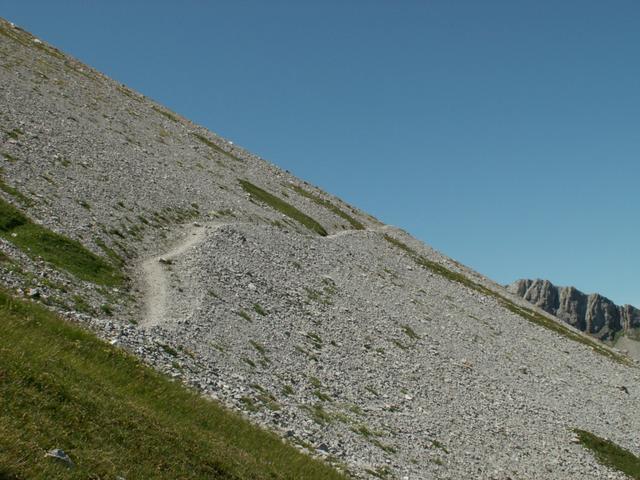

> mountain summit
[1,18,639,479]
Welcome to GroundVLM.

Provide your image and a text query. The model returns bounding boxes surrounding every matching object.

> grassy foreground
[0,290,346,480]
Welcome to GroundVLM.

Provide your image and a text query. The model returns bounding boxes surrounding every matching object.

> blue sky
[4,1,639,306]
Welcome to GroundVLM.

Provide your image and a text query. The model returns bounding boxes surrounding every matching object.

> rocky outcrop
[508,279,640,340]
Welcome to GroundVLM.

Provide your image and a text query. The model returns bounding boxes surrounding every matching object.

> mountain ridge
[507,278,640,341]
[1,17,640,479]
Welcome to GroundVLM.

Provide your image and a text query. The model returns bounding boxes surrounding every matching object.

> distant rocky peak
[507,279,640,340]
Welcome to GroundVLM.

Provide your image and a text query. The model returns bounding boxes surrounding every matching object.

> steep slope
[1,18,640,480]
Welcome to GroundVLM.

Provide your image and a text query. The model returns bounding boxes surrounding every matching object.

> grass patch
[0,168,32,206]
[312,390,332,402]
[352,424,374,438]
[152,105,180,123]
[383,234,630,366]
[192,133,243,162]
[305,332,323,349]
[0,289,346,479]
[301,403,333,425]
[239,180,327,236]
[159,343,178,357]
[237,310,252,322]
[249,340,266,355]
[94,238,124,267]
[575,429,640,478]
[1,152,17,163]
[289,185,364,230]
[0,198,123,286]
[252,303,267,316]
[401,324,420,340]
[0,21,65,61]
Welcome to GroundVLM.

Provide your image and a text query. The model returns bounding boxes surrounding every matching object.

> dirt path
[326,224,393,239]
[140,221,391,327]
[140,223,212,327]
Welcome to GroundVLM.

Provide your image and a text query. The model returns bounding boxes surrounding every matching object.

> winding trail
[141,223,213,327]
[140,221,392,327]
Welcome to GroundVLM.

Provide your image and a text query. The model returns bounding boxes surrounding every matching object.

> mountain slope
[1,17,639,480]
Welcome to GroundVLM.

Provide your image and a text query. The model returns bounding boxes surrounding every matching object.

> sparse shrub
[401,324,420,340]
[253,303,267,316]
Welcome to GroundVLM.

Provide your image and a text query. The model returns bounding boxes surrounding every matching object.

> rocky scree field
[1,17,640,480]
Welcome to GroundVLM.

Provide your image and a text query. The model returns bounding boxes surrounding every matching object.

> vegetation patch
[0,197,123,286]
[152,105,180,123]
[575,429,640,478]
[0,289,346,479]
[301,403,333,425]
[239,180,327,236]
[1,152,17,163]
[0,168,32,205]
[289,184,364,230]
[192,133,243,162]
[383,234,631,365]
[401,324,420,340]
[0,21,65,61]
[252,303,267,316]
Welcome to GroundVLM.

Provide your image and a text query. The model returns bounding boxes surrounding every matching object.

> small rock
[27,288,40,298]
[617,385,630,394]
[45,448,74,468]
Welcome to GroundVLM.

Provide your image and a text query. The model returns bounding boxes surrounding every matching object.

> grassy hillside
[0,290,347,480]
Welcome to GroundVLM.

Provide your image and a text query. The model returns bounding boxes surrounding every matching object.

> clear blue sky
[4,1,639,306]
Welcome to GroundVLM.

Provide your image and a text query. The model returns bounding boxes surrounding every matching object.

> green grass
[0,289,347,480]
[0,198,123,286]
[0,21,65,61]
[301,403,333,425]
[192,133,243,162]
[252,303,267,316]
[289,185,364,230]
[575,429,640,478]
[239,180,327,236]
[383,234,631,366]
[0,169,32,206]
[152,105,180,123]
[401,324,420,340]
[1,152,17,163]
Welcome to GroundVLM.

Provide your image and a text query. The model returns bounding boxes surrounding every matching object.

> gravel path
[141,223,212,327]
[141,222,385,327]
